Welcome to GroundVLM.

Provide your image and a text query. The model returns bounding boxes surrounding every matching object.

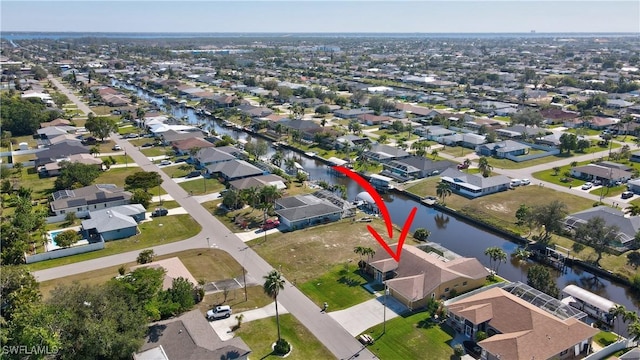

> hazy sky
[1,1,639,33]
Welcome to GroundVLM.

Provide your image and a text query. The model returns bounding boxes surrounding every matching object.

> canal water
[113,80,639,314]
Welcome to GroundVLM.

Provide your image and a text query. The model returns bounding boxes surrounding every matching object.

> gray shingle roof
[51,184,132,212]
[565,206,640,244]
[440,168,511,190]
[206,160,263,180]
[81,206,139,233]
[275,194,342,222]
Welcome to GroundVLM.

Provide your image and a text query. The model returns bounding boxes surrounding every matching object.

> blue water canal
[113,80,639,315]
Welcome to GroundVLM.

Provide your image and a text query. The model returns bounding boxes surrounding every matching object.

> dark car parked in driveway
[186,171,201,178]
[151,208,168,217]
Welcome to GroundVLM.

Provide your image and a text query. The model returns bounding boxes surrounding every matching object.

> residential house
[133,309,251,360]
[446,283,598,360]
[160,129,208,145]
[171,137,215,156]
[495,125,547,139]
[81,204,145,241]
[439,168,511,198]
[205,159,265,181]
[607,99,634,109]
[35,141,90,167]
[564,206,640,249]
[274,190,355,230]
[193,147,242,168]
[334,108,375,119]
[563,118,585,128]
[540,109,579,125]
[237,104,272,118]
[535,133,562,147]
[366,245,489,309]
[50,184,132,217]
[463,117,504,132]
[476,140,531,158]
[439,133,487,149]
[414,126,456,141]
[356,113,392,125]
[395,103,433,117]
[210,94,238,108]
[570,164,632,185]
[228,174,287,191]
[631,151,640,163]
[37,126,78,140]
[335,134,371,149]
[362,143,411,163]
[40,153,103,177]
[586,116,618,130]
[279,119,323,141]
[381,156,452,182]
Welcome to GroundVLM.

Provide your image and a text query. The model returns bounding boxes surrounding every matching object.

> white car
[206,305,232,320]
[581,182,593,190]
[510,179,522,187]
[521,179,531,186]
[159,160,172,166]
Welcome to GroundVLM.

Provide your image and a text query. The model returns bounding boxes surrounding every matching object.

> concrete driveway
[209,302,289,341]
[329,295,408,336]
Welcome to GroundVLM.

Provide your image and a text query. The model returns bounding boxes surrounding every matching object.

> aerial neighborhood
[1,32,640,360]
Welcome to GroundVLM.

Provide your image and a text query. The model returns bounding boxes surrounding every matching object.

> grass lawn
[95,167,141,187]
[195,286,274,316]
[162,164,194,178]
[589,185,626,197]
[149,199,179,209]
[594,331,618,347]
[10,135,39,149]
[12,168,56,201]
[247,219,419,284]
[234,314,333,360]
[296,143,338,160]
[486,153,574,170]
[95,140,117,154]
[90,106,114,116]
[298,265,375,310]
[179,177,225,195]
[140,147,167,157]
[362,311,455,360]
[532,160,591,188]
[27,214,201,271]
[439,146,475,158]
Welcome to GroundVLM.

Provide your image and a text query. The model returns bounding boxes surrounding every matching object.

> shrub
[273,338,291,355]
[413,228,431,242]
[476,331,488,342]
[453,344,465,357]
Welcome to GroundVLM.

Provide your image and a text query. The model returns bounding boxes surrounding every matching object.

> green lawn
[234,314,334,360]
[298,265,375,310]
[594,331,618,347]
[11,168,56,201]
[27,214,201,271]
[589,185,627,198]
[532,161,591,188]
[179,177,225,195]
[162,165,194,178]
[90,106,115,116]
[117,126,139,136]
[439,146,475,157]
[95,167,141,187]
[140,147,167,157]
[362,311,455,360]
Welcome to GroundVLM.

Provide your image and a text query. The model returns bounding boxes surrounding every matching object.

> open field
[439,146,475,157]
[234,314,334,360]
[27,214,201,271]
[179,177,225,195]
[298,265,375,310]
[247,218,420,284]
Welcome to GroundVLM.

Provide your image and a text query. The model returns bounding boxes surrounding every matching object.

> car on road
[159,160,172,166]
[582,182,593,190]
[622,191,634,199]
[151,208,168,217]
[186,170,201,178]
[112,144,122,151]
[207,305,232,320]
[521,179,531,186]
[262,219,280,230]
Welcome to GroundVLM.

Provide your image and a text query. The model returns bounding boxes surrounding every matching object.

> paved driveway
[329,295,408,336]
[209,302,290,341]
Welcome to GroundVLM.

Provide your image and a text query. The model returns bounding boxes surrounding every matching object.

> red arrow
[332,166,418,262]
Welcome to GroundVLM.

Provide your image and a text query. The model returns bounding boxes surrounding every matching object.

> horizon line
[2,30,640,34]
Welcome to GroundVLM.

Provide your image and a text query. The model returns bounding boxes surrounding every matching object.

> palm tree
[463,158,472,172]
[512,247,531,264]
[270,151,284,168]
[284,157,297,175]
[626,204,640,216]
[263,270,286,342]
[609,304,627,340]
[478,157,493,177]
[484,247,507,277]
[629,320,640,342]
[320,118,327,127]
[90,146,100,157]
[259,185,282,242]
[431,149,439,159]
[241,187,259,209]
[436,181,452,204]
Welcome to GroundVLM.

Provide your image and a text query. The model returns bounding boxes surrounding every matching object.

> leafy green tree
[527,265,560,298]
[0,265,40,320]
[1,222,30,265]
[47,282,148,360]
[627,251,640,269]
[531,200,568,243]
[511,109,543,127]
[125,171,162,191]
[136,249,155,264]
[85,116,118,142]
[368,95,385,114]
[222,189,245,210]
[559,133,577,154]
[244,139,268,160]
[263,270,286,342]
[413,228,431,241]
[131,189,152,209]
[515,204,531,228]
[315,105,330,115]
[54,230,80,248]
[54,161,101,190]
[574,216,619,266]
[165,277,196,313]
[0,95,48,136]
[258,185,282,241]
[113,266,165,305]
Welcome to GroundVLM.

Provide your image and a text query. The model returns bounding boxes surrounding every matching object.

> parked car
[126,133,139,139]
[510,179,522,187]
[112,144,122,151]
[262,219,280,230]
[521,179,531,186]
[593,179,603,186]
[582,182,593,190]
[141,142,154,148]
[151,208,168,217]
[457,163,469,170]
[622,191,634,199]
[186,170,201,178]
[159,160,172,166]
[207,305,232,320]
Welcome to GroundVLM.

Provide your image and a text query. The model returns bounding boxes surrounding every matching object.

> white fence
[583,339,636,360]
[25,241,104,264]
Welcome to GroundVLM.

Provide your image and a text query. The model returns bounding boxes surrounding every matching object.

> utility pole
[383,283,388,335]
[242,266,247,301]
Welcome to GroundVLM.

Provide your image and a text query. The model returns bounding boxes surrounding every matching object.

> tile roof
[51,184,132,212]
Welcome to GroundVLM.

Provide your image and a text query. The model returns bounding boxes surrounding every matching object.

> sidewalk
[235,228,282,242]
[209,302,289,341]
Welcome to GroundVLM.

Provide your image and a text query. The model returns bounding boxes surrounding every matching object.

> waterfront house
[274,190,355,230]
[193,147,242,168]
[439,168,511,198]
[171,137,215,155]
[228,174,287,191]
[205,159,265,181]
[362,143,411,163]
[564,206,639,249]
[446,283,598,360]
[365,245,489,310]
[381,156,452,182]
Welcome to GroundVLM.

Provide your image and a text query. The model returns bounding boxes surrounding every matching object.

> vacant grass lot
[94,167,140,187]
[247,219,419,284]
[179,177,225,195]
[140,147,167,157]
[162,165,194,178]
[195,286,274,316]
[299,265,375,310]
[589,184,627,197]
[235,314,334,360]
[27,214,201,271]
[439,146,475,157]
[362,311,455,360]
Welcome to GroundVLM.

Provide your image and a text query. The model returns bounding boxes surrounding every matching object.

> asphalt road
[48,76,92,115]
[34,134,377,360]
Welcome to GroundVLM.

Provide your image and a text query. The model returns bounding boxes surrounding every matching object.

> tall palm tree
[463,158,472,172]
[259,185,282,241]
[629,320,640,342]
[431,149,439,159]
[478,157,493,177]
[609,304,627,340]
[436,181,452,204]
[241,187,259,209]
[284,157,297,175]
[263,270,286,341]
[512,247,531,264]
[625,204,640,216]
[270,151,284,168]
[484,247,507,277]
